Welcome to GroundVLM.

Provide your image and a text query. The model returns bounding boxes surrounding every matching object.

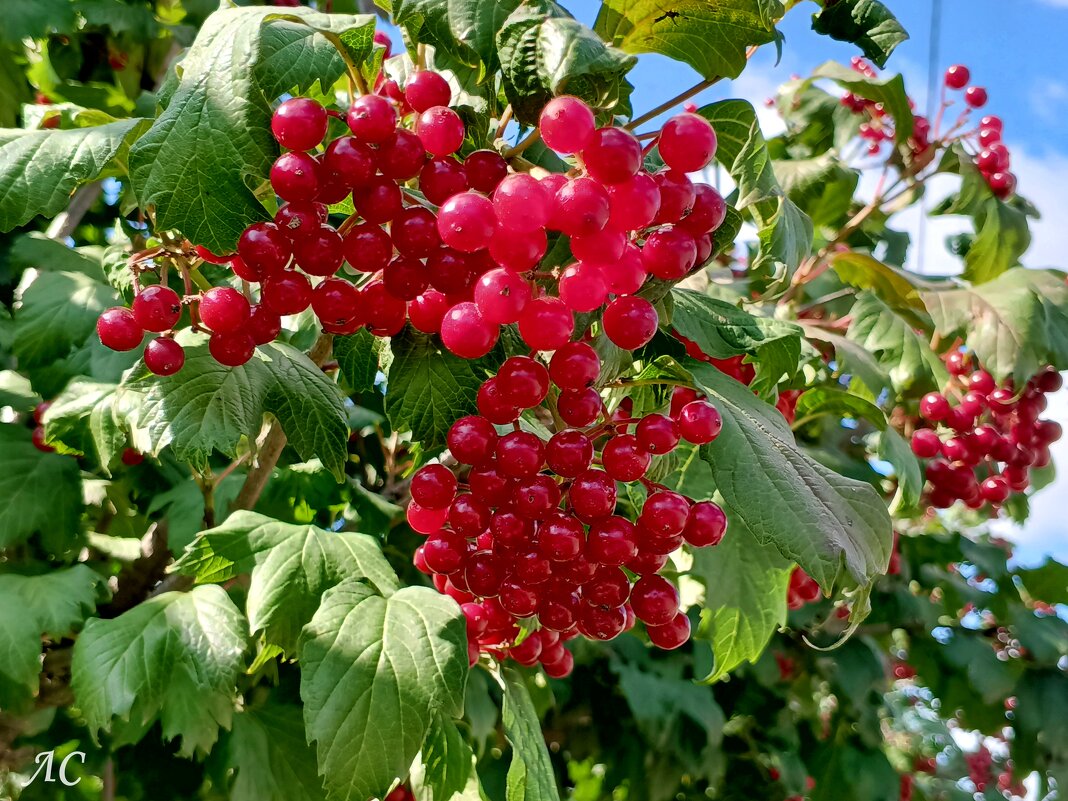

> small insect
[654,10,682,24]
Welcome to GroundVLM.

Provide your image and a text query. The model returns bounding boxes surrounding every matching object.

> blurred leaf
[848,292,948,392]
[227,702,328,801]
[501,666,561,801]
[811,0,908,67]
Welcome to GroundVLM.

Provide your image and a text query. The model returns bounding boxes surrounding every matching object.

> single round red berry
[495,431,546,478]
[964,86,988,108]
[412,463,459,509]
[271,97,327,151]
[238,222,291,278]
[639,491,690,537]
[464,150,508,193]
[677,400,723,445]
[606,172,661,231]
[602,434,652,482]
[249,304,282,345]
[438,192,497,253]
[416,105,465,156]
[630,575,680,626]
[346,94,398,143]
[270,151,320,202]
[405,70,451,113]
[144,337,185,376]
[646,611,690,649]
[209,331,256,367]
[944,64,970,90]
[132,285,182,332]
[635,414,680,454]
[557,388,601,427]
[97,307,144,351]
[420,157,469,205]
[493,173,551,233]
[518,297,574,351]
[550,342,600,390]
[603,296,658,351]
[582,127,642,185]
[440,302,499,359]
[540,96,596,154]
[553,177,610,237]
[568,469,616,522]
[683,501,727,547]
[474,268,531,325]
[546,429,594,478]
[910,428,942,458]
[497,356,550,408]
[658,112,717,172]
[324,136,376,187]
[199,287,251,334]
[642,227,697,279]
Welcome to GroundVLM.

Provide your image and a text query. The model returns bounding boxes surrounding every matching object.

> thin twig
[495,105,514,140]
[504,128,541,159]
[45,183,103,241]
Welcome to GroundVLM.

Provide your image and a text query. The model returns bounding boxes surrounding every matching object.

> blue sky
[562,0,1068,566]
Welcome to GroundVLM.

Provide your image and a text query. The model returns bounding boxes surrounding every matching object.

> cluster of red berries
[910,354,1062,510]
[405,346,729,675]
[95,36,727,373]
[944,64,1017,199]
[839,57,915,158]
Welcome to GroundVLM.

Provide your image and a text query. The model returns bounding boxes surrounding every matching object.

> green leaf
[800,326,891,397]
[0,583,41,710]
[147,474,245,555]
[0,369,40,411]
[227,702,328,801]
[0,424,83,551]
[497,0,636,125]
[334,328,382,393]
[826,252,927,310]
[690,508,792,682]
[611,658,725,775]
[595,0,781,81]
[71,585,247,757]
[175,510,398,656]
[41,378,117,456]
[416,713,474,801]
[0,119,146,232]
[687,360,892,589]
[793,386,887,429]
[1017,559,1068,606]
[1,0,78,43]
[811,60,913,143]
[877,428,922,508]
[391,0,476,67]
[669,288,803,364]
[659,441,715,500]
[847,292,948,392]
[0,565,108,639]
[300,579,468,801]
[129,6,364,251]
[448,0,521,71]
[74,0,162,38]
[811,0,908,67]
[10,232,109,283]
[920,268,1068,384]
[500,666,561,801]
[773,155,859,230]
[386,328,491,449]
[120,335,348,479]
[13,271,120,367]
[697,100,813,282]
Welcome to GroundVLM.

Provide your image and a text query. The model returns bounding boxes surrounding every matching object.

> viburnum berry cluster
[94,38,727,373]
[910,353,1062,510]
[836,58,1017,199]
[406,346,729,676]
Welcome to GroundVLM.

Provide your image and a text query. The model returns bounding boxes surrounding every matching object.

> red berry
[238,222,291,278]
[440,302,499,359]
[270,151,320,202]
[495,431,545,478]
[653,170,696,223]
[199,287,251,334]
[209,331,256,367]
[346,94,398,143]
[408,501,449,534]
[493,173,551,233]
[423,532,469,572]
[354,176,403,223]
[121,448,144,466]
[420,157,469,205]
[408,290,449,333]
[558,262,608,312]
[513,474,561,520]
[271,97,327,151]
[497,356,550,408]
[603,296,658,351]
[578,603,628,641]
[586,516,638,566]
[412,463,458,509]
[639,491,690,537]
[677,400,723,444]
[464,150,508,193]
[343,222,393,274]
[631,575,680,626]
[476,377,520,425]
[538,514,585,561]
[132,285,182,332]
[405,70,451,113]
[262,271,313,315]
[248,304,282,345]
[568,469,616,522]
[546,429,594,478]
[919,392,952,422]
[32,426,54,453]
[944,65,970,90]
[378,130,428,181]
[144,337,185,376]
[646,611,690,649]
[980,475,1010,504]
[557,388,601,427]
[910,429,942,458]
[438,192,497,253]
[635,414,680,454]
[582,127,642,185]
[642,227,697,279]
[606,172,661,231]
[683,501,727,547]
[474,268,531,324]
[680,184,727,235]
[658,112,717,172]
[383,256,430,300]
[489,227,548,272]
[416,106,465,156]
[275,201,325,240]
[311,277,360,326]
[603,243,647,295]
[553,178,610,237]
[964,86,988,108]
[324,136,376,187]
[540,96,596,154]
[449,493,491,537]
[550,342,600,389]
[518,297,574,352]
[602,434,651,481]
[97,307,144,351]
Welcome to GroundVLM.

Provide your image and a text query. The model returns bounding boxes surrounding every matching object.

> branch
[231,332,335,511]
[45,183,102,241]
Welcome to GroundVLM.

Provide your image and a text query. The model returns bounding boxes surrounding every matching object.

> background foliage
[0,1,1064,801]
